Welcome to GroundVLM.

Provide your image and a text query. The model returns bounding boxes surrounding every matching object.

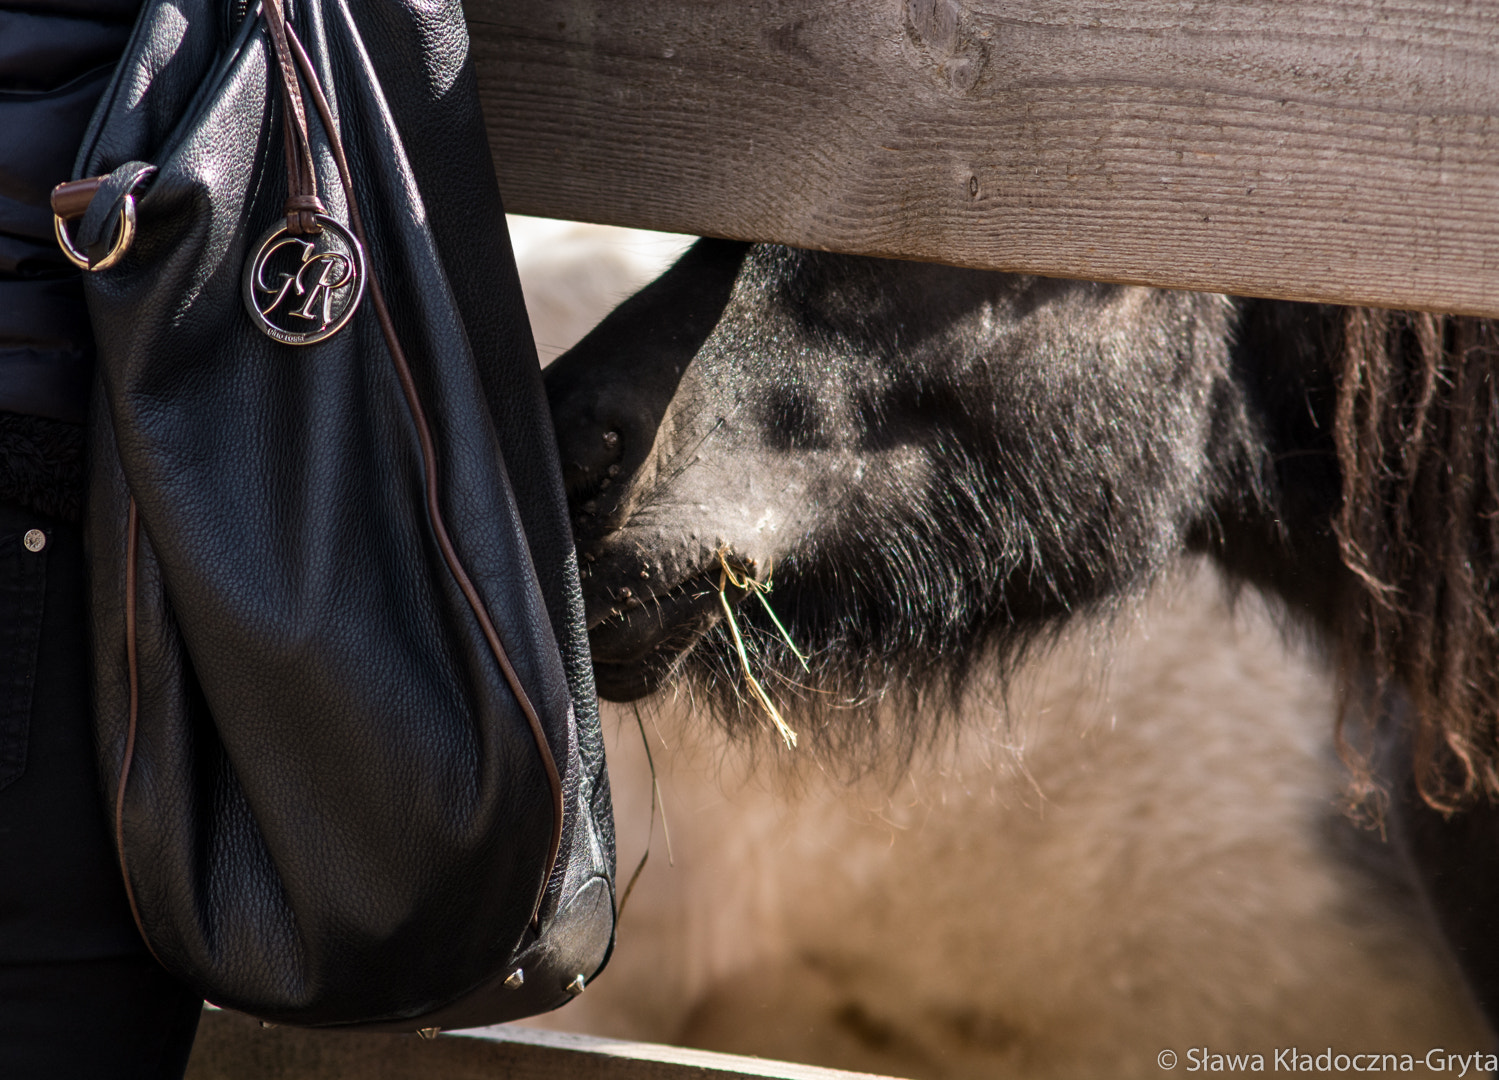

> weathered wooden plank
[186,1008,911,1080]
[468,0,1499,316]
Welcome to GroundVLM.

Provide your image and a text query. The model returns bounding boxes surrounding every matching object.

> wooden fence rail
[186,1008,910,1080]
[469,0,1499,316]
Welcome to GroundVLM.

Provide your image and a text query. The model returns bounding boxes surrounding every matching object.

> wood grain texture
[468,0,1499,315]
[186,1008,908,1080]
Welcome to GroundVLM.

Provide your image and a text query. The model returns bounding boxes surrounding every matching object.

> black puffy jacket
[1,0,141,519]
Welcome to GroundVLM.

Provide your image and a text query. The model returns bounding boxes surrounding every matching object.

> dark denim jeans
[0,500,200,1079]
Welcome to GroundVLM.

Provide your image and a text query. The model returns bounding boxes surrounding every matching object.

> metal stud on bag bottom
[242,214,366,345]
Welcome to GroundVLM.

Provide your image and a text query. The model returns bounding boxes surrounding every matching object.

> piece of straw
[717,557,798,749]
[720,557,811,673]
[616,702,672,922]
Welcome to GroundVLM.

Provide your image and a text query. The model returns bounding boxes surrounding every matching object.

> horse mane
[1336,309,1499,810]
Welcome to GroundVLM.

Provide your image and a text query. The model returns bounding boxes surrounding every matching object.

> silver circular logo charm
[242,214,366,345]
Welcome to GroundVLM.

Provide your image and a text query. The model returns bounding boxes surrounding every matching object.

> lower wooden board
[469,0,1499,316]
[186,1008,909,1080]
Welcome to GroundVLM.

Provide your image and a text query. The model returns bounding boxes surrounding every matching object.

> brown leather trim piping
[282,24,565,925]
[116,497,160,957]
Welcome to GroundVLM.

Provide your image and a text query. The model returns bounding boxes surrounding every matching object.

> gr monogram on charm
[242,214,366,345]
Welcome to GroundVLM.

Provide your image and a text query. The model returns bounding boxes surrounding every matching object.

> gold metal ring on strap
[53,194,136,272]
[51,176,139,272]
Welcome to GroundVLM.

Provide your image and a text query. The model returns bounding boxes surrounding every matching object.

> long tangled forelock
[1336,308,1499,810]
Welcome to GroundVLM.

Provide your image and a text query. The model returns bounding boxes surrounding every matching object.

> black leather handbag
[51,0,615,1031]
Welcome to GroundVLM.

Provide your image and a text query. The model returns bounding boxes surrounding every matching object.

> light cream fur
[506,218,1489,1078]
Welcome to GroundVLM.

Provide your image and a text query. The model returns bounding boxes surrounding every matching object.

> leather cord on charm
[262,0,325,235]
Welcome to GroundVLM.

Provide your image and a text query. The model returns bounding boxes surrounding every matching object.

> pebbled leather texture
[74,0,614,1028]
